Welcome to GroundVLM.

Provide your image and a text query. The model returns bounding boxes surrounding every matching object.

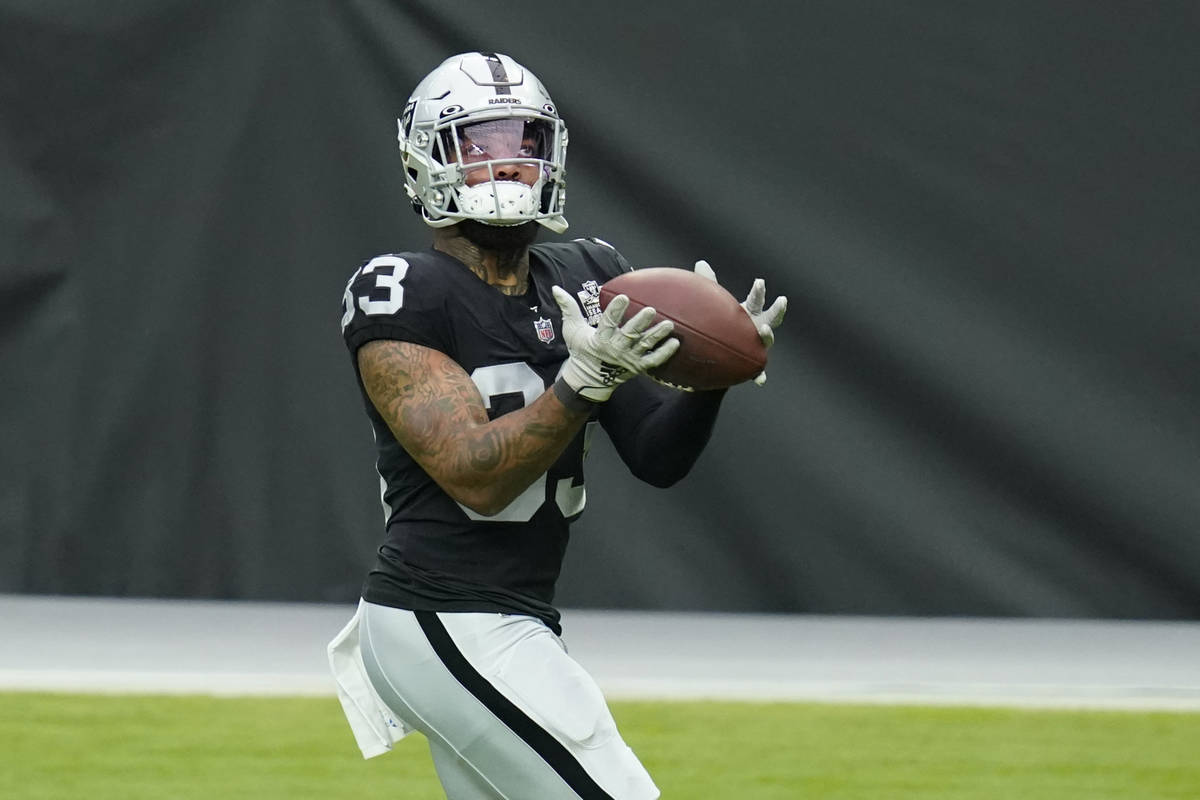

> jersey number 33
[341,256,589,523]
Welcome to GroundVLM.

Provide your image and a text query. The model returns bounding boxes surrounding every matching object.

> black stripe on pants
[414,611,615,800]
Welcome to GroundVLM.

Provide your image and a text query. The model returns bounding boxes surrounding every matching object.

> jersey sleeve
[600,378,726,487]
[571,236,634,280]
[339,253,452,356]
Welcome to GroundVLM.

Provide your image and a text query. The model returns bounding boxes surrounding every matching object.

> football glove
[693,260,787,385]
[552,285,679,402]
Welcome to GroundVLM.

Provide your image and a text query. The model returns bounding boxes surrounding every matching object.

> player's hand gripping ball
[599,266,770,391]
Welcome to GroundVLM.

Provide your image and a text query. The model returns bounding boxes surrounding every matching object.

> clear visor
[442,119,553,165]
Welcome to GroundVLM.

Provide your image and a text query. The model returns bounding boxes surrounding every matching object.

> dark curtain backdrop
[2,1,1197,617]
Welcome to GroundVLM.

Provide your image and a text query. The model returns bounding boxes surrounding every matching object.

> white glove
[552,285,679,402]
[694,260,787,385]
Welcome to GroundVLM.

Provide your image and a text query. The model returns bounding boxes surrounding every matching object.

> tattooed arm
[357,339,589,516]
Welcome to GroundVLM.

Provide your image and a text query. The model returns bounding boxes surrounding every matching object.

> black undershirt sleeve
[598,377,728,488]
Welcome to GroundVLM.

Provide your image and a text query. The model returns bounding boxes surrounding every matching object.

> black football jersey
[340,238,631,632]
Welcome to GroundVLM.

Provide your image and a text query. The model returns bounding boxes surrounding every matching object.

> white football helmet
[398,52,568,233]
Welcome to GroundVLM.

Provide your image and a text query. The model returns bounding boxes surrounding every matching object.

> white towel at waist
[327,599,413,759]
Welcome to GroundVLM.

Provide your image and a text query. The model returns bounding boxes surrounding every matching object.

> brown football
[599,267,766,391]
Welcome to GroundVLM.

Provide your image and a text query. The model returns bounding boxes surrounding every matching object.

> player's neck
[433,228,530,296]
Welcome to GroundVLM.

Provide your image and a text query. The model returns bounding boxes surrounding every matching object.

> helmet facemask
[438,118,558,226]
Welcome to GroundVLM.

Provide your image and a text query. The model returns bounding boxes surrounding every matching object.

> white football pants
[358,601,660,800]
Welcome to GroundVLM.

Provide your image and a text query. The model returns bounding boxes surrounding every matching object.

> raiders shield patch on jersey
[533,317,556,344]
[577,280,602,325]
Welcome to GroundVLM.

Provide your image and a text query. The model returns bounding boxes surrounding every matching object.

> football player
[329,52,785,799]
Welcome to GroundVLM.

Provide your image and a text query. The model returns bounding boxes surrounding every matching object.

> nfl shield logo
[533,317,555,344]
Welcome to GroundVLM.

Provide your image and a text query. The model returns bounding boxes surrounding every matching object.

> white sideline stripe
[2,595,1199,710]
[4,670,1199,711]
[0,670,336,696]
[596,680,1200,710]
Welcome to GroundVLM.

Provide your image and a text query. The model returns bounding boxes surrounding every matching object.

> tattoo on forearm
[467,429,504,472]
[358,340,587,507]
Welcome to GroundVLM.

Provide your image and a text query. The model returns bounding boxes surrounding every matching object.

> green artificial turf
[1,693,1197,799]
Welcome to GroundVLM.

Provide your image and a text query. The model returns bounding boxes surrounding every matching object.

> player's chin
[459,219,540,252]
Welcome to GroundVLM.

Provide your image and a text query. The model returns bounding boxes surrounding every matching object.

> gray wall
[2,1,1197,617]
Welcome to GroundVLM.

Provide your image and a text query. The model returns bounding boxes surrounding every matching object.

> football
[599,267,766,391]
